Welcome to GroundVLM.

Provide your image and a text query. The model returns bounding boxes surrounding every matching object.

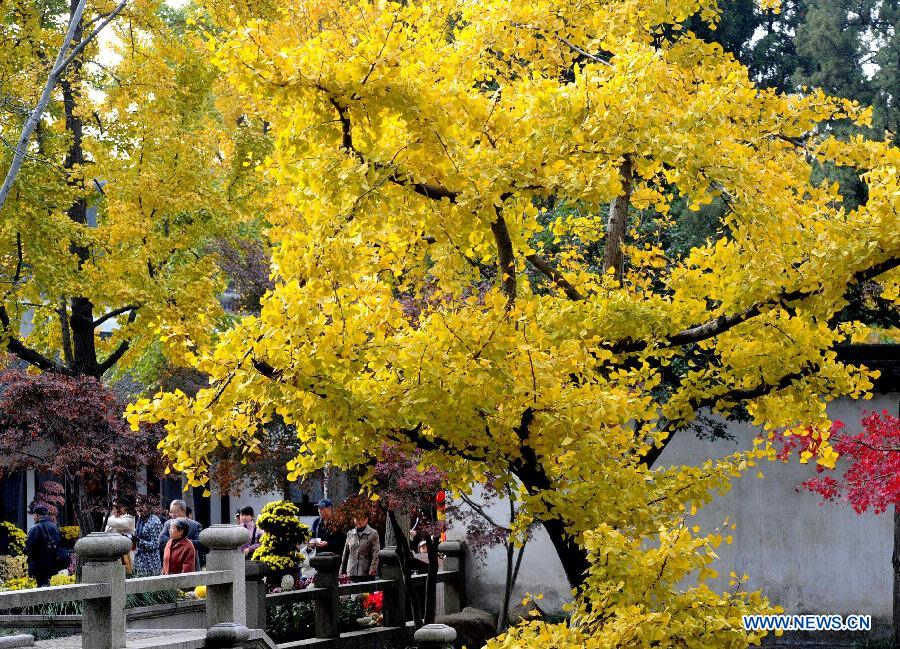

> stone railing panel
[123,570,233,595]
[0,583,109,610]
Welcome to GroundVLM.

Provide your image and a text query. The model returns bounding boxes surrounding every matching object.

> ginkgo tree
[0,0,262,379]
[131,0,899,646]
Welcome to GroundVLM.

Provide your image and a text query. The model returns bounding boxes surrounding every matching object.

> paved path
[35,629,206,649]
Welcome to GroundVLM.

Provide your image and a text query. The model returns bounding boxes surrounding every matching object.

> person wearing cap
[308,498,345,556]
[24,503,64,586]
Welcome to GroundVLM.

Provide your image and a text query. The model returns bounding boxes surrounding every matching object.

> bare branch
[54,0,129,75]
[0,0,127,213]
[459,492,511,532]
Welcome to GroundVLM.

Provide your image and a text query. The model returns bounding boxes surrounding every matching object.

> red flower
[363,591,383,612]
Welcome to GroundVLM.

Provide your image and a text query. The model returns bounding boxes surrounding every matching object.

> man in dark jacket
[158,499,203,568]
[25,504,63,586]
[308,498,345,556]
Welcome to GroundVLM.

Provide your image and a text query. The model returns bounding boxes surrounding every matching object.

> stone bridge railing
[249,540,466,646]
[0,525,251,649]
[0,527,466,649]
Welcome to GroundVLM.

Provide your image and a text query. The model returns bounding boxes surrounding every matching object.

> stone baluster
[438,540,466,613]
[414,623,457,649]
[309,552,341,638]
[74,532,132,649]
[200,525,250,628]
[243,560,267,630]
[378,548,407,628]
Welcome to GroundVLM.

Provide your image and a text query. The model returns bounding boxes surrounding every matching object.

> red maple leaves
[786,411,900,514]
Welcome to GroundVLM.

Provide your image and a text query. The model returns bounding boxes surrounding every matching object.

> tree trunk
[513,459,589,588]
[893,503,899,649]
[60,2,102,379]
[424,537,439,624]
[602,158,634,282]
[387,510,423,626]
[542,517,589,588]
[498,542,514,633]
[280,473,291,501]
[385,511,410,548]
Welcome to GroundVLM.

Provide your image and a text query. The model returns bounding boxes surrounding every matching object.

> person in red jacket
[162,519,196,575]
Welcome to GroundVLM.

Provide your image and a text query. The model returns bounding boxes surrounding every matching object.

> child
[162,519,196,575]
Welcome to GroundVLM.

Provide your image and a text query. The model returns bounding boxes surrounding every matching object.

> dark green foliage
[265,596,366,643]
[266,601,315,643]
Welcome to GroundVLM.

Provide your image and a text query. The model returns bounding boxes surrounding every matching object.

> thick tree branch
[392,422,490,464]
[639,362,820,467]
[97,340,129,375]
[251,358,282,380]
[0,305,68,373]
[58,298,74,367]
[327,95,459,203]
[96,307,137,375]
[601,158,634,282]
[614,255,900,354]
[55,0,128,77]
[491,210,516,302]
[525,254,584,300]
[93,304,139,328]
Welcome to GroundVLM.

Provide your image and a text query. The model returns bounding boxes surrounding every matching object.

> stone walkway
[35,629,206,649]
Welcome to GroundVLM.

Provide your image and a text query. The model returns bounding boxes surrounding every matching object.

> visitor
[238,506,262,557]
[24,504,64,586]
[308,498,345,556]
[162,519,196,575]
[105,499,136,536]
[340,512,380,582]
[134,495,163,576]
[105,497,136,576]
[158,499,203,569]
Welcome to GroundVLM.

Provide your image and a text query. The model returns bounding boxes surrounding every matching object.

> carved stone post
[378,547,407,627]
[244,560,268,630]
[75,532,131,649]
[438,540,466,613]
[310,552,341,638]
[414,623,457,649]
[205,623,250,648]
[200,524,250,628]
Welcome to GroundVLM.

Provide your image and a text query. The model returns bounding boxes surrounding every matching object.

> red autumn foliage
[373,444,450,541]
[785,411,900,514]
[0,369,163,532]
